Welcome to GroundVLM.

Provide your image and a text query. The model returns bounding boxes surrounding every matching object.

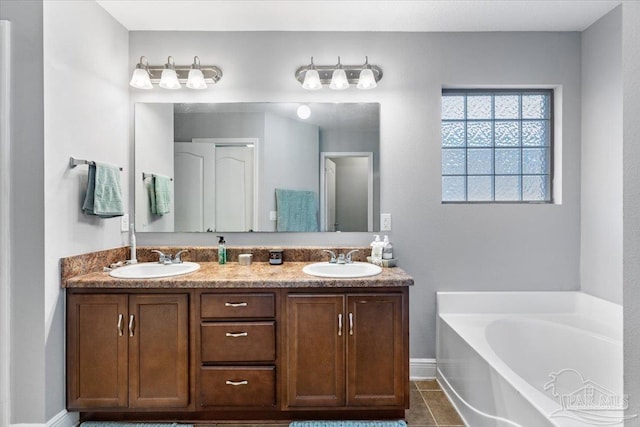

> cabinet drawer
[201,293,275,319]
[200,366,275,407]
[201,321,275,362]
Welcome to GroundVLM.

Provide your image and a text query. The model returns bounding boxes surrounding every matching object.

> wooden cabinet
[198,292,277,408]
[285,292,407,409]
[67,293,189,410]
[67,287,408,420]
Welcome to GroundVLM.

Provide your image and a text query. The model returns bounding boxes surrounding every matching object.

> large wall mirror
[134,102,380,233]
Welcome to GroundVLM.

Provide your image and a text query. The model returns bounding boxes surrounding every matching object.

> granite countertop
[64,261,414,289]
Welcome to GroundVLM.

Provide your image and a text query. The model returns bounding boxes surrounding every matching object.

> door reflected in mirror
[134,103,379,233]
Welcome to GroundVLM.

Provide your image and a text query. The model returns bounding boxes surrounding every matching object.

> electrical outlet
[381,213,391,231]
[269,211,277,221]
[120,214,129,232]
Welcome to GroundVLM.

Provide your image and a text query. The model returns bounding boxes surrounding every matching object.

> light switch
[269,211,277,221]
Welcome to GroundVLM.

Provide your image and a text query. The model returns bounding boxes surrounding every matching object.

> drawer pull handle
[225,302,248,307]
[117,314,124,336]
[338,313,343,336]
[225,332,248,338]
[226,380,249,386]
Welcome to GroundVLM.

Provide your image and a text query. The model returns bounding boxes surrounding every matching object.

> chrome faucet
[151,249,189,264]
[173,250,189,264]
[322,249,359,264]
[345,249,359,264]
[322,250,337,263]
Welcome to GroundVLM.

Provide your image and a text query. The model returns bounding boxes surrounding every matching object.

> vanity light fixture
[129,55,222,90]
[186,56,207,90]
[129,56,153,90]
[301,57,322,90]
[159,56,181,89]
[329,57,349,91]
[295,56,383,90]
[356,57,377,90]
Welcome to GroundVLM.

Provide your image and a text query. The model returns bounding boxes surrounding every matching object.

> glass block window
[442,89,553,202]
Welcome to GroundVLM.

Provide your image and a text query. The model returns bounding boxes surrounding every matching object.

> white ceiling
[95,0,621,32]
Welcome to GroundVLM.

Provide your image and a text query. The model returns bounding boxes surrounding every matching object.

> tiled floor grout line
[417,389,440,426]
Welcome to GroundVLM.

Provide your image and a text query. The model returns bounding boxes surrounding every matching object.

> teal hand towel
[82,162,124,218]
[152,174,171,216]
[275,188,318,232]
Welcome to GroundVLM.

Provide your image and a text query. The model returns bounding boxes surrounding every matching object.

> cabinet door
[67,294,128,409]
[286,294,345,407]
[347,294,405,406]
[129,294,189,408]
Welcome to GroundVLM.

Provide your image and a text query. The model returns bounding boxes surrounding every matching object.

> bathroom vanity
[62,248,413,423]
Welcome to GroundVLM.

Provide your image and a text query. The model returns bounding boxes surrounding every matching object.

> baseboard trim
[410,358,436,380]
[48,410,78,427]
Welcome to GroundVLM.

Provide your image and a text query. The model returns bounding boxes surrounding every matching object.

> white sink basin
[302,262,382,278]
[109,262,200,279]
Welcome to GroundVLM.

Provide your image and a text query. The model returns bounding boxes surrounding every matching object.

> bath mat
[290,422,407,427]
[81,423,193,427]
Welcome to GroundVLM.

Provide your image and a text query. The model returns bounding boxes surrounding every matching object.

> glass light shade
[129,68,153,90]
[159,69,181,89]
[357,68,377,90]
[186,69,207,90]
[329,68,349,90]
[302,69,322,90]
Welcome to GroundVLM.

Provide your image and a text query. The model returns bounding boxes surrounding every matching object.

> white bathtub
[436,292,625,427]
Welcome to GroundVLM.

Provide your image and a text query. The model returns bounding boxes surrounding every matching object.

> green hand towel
[152,174,171,216]
[82,162,124,218]
[275,188,318,232]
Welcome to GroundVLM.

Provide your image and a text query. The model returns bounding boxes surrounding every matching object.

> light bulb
[357,68,377,90]
[329,68,349,90]
[302,69,322,90]
[297,105,311,119]
[187,68,207,89]
[129,68,152,90]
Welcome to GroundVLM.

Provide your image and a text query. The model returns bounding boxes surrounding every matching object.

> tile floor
[409,380,464,426]
[201,380,465,427]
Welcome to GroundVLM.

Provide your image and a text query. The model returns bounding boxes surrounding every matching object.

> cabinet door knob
[225,332,248,338]
[225,302,248,307]
[349,312,354,336]
[225,380,249,386]
[128,314,135,337]
[117,313,124,337]
[338,313,343,336]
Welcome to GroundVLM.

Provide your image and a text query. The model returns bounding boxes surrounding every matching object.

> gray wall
[580,6,623,304]
[43,0,129,422]
[130,31,582,360]
[622,1,640,423]
[0,1,46,423]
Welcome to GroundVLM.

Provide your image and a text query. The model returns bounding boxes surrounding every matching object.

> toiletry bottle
[217,236,227,264]
[129,224,138,264]
[383,235,393,260]
[371,235,383,263]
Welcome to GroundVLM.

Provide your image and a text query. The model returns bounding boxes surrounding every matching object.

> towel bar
[142,172,173,181]
[69,156,123,171]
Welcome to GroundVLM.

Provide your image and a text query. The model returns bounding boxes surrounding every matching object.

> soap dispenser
[383,235,393,260]
[370,235,383,264]
[217,236,227,265]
